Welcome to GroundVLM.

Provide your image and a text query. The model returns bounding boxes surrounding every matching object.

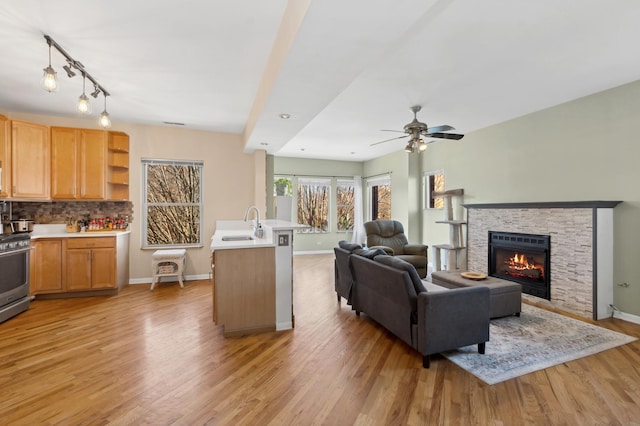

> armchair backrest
[364,220,409,255]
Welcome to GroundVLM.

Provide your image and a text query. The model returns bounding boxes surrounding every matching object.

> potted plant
[274,178,292,196]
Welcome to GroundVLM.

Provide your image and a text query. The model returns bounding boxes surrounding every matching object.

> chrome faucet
[243,205,263,238]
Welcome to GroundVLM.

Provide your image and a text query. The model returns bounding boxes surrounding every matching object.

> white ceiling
[2,0,640,161]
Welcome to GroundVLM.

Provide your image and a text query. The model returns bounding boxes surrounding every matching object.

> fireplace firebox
[488,231,551,300]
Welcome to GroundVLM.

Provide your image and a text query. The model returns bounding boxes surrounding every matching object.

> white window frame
[141,158,204,248]
[366,174,391,220]
[336,178,355,232]
[297,177,331,234]
[424,169,445,209]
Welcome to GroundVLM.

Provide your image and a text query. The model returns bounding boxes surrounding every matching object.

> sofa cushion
[374,254,427,294]
[338,240,362,252]
[353,247,387,259]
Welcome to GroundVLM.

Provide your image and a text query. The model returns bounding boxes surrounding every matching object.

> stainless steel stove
[0,232,31,323]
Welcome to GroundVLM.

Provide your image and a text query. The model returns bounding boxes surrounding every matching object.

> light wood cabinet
[65,237,116,290]
[30,239,63,294]
[51,127,106,200]
[214,247,276,336]
[11,120,50,199]
[0,115,10,198]
[107,132,129,200]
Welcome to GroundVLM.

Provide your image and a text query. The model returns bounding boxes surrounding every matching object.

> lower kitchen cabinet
[66,238,116,290]
[30,239,63,294]
[30,233,129,296]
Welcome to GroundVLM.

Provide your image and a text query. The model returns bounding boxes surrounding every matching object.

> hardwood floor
[1,253,640,425]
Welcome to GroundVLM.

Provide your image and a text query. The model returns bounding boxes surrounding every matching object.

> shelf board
[435,220,467,225]
[432,244,466,250]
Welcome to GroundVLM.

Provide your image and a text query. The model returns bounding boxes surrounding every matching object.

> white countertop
[210,219,308,251]
[30,224,131,239]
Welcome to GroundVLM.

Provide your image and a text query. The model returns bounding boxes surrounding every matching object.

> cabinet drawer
[66,237,115,249]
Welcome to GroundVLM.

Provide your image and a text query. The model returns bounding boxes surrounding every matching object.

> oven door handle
[0,246,32,258]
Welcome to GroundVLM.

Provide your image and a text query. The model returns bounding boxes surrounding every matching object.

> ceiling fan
[370,105,464,153]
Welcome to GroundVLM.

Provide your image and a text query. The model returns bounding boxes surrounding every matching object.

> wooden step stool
[151,249,186,290]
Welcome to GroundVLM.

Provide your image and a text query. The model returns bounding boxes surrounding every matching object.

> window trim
[141,158,204,249]
[296,176,331,234]
[366,174,391,220]
[423,169,445,210]
[336,178,355,232]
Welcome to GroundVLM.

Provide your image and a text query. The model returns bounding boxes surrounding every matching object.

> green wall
[421,79,640,316]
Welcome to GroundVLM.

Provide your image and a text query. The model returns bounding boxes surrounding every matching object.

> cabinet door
[0,115,10,198]
[11,120,50,198]
[31,240,63,294]
[79,129,106,199]
[91,247,116,289]
[51,127,78,199]
[66,248,92,290]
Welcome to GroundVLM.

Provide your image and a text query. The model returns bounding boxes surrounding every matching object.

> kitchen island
[210,219,307,337]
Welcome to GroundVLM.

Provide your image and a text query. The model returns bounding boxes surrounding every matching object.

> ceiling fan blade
[425,132,464,140]
[370,134,409,146]
[425,125,454,133]
[380,129,406,133]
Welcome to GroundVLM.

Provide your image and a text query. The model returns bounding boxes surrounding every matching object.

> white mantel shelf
[463,201,622,209]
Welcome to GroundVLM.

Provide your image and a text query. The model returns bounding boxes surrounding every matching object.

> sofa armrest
[416,286,490,356]
[404,244,427,257]
[369,245,394,256]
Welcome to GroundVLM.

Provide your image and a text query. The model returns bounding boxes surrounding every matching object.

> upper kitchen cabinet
[0,115,10,198]
[107,131,129,201]
[11,120,50,199]
[51,127,106,200]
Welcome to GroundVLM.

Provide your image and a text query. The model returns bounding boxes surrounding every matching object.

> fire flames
[505,252,544,280]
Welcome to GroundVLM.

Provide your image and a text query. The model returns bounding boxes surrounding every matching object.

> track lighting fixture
[41,35,112,127]
[41,38,57,92]
[90,84,101,98]
[404,137,428,153]
[62,64,76,78]
[77,74,91,114]
[99,94,111,128]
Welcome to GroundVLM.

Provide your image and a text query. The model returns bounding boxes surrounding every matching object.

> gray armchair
[364,220,428,278]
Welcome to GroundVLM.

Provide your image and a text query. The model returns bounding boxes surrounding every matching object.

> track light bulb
[90,85,101,98]
[77,94,91,114]
[99,111,111,128]
[42,41,57,92]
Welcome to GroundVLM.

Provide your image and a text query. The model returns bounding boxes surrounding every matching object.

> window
[297,177,330,233]
[142,159,203,247]
[336,179,355,231]
[424,170,445,209]
[367,174,391,220]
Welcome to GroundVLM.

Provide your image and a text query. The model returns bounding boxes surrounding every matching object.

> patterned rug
[442,304,636,385]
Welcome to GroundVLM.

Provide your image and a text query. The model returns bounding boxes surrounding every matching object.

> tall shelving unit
[107,131,129,201]
[432,189,466,271]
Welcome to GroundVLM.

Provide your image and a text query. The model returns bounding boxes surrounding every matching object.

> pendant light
[41,39,57,92]
[99,94,111,128]
[77,74,91,114]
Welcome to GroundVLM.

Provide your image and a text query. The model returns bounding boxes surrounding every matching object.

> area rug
[442,304,637,385]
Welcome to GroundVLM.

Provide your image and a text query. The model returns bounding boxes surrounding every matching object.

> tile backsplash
[11,201,134,224]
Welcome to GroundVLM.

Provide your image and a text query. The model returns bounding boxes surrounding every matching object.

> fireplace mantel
[463,201,622,320]
[464,201,621,209]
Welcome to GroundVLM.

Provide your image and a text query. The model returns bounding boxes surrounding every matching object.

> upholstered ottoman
[431,271,521,318]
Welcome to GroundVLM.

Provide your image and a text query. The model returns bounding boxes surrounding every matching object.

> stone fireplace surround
[464,201,621,320]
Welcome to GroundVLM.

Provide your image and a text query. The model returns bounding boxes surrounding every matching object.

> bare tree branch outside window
[143,160,203,247]
[297,178,330,233]
[337,180,355,231]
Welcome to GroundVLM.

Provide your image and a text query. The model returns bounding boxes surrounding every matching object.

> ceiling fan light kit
[41,35,112,128]
[372,105,464,153]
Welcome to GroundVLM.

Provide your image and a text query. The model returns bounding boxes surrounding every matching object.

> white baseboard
[613,310,640,325]
[293,250,333,255]
[128,273,210,285]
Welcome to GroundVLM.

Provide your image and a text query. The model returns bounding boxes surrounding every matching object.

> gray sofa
[340,249,490,368]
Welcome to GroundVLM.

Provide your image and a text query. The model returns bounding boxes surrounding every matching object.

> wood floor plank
[1,253,640,425]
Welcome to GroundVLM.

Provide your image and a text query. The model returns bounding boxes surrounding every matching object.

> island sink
[221,235,254,241]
